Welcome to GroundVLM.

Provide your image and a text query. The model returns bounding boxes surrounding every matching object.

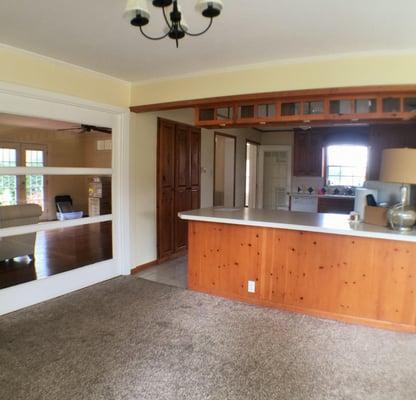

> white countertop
[179,208,416,243]
[289,193,355,199]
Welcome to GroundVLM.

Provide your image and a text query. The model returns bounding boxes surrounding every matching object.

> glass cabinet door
[281,102,301,116]
[199,108,215,121]
[329,100,354,114]
[237,105,255,119]
[257,103,276,119]
[382,97,401,113]
[404,97,416,113]
[354,99,377,114]
[303,101,324,115]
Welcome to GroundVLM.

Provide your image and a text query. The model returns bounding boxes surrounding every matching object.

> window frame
[324,144,369,187]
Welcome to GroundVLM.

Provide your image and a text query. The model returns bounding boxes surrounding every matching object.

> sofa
[0,204,42,261]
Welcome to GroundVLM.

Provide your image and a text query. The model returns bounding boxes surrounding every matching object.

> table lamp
[379,148,416,231]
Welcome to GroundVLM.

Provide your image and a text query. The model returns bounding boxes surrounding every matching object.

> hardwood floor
[0,221,112,289]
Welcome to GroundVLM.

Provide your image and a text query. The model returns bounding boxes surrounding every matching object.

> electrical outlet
[248,280,256,293]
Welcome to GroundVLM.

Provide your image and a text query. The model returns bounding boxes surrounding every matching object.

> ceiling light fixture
[125,0,223,48]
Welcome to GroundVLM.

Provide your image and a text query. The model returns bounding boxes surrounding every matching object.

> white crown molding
[132,48,416,86]
[0,80,129,115]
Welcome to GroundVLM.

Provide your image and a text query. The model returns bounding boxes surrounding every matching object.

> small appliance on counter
[354,188,378,220]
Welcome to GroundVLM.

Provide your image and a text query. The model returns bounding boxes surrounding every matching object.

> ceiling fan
[57,124,112,134]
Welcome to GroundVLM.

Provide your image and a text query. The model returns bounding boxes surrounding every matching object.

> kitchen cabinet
[317,197,355,214]
[293,130,323,177]
[191,86,416,128]
[367,124,416,181]
[198,105,234,127]
[157,118,201,259]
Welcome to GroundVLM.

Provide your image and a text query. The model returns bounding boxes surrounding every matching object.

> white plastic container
[56,211,83,221]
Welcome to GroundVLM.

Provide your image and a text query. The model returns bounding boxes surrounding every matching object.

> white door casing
[257,145,292,210]
[0,81,131,315]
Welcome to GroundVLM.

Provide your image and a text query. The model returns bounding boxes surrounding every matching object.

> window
[0,145,46,209]
[25,149,45,209]
[0,148,18,205]
[326,145,368,187]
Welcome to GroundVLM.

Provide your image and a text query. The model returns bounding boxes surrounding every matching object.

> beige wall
[0,45,130,107]
[260,130,294,146]
[130,53,416,106]
[0,126,111,220]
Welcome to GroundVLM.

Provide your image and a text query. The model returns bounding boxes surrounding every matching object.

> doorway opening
[214,133,236,207]
[258,145,292,210]
[245,140,259,208]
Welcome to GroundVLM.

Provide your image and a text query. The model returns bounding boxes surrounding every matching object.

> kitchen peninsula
[179,208,416,332]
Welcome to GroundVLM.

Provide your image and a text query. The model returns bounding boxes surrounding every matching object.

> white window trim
[0,167,112,175]
[0,214,112,238]
[0,81,131,315]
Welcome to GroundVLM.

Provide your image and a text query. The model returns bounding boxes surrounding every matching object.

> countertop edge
[179,213,416,243]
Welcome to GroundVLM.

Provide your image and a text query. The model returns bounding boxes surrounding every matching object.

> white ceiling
[0,0,415,82]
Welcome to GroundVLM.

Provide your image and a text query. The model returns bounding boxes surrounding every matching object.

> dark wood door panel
[191,189,200,210]
[158,119,175,188]
[157,118,201,259]
[190,129,201,187]
[175,124,190,189]
[175,189,192,251]
[158,187,174,258]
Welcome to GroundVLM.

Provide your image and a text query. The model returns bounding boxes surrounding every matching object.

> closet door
[190,128,201,209]
[174,124,191,252]
[157,119,175,259]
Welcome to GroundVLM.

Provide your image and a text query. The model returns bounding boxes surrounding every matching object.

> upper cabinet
[198,105,234,127]
[293,130,323,177]
[194,87,416,128]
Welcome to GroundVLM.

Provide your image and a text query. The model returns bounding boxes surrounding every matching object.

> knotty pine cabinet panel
[188,221,416,332]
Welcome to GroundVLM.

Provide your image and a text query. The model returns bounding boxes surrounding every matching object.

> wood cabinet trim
[131,85,416,113]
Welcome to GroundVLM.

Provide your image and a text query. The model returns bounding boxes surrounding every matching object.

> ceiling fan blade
[80,124,112,134]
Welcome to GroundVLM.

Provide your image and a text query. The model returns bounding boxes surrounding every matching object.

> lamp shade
[379,148,416,184]
[125,0,150,17]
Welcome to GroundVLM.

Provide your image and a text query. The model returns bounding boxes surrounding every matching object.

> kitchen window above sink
[326,145,368,187]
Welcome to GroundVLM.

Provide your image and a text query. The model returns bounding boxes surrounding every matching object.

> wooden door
[190,128,201,209]
[175,124,190,189]
[174,188,192,251]
[157,119,201,259]
[174,124,190,252]
[157,119,175,259]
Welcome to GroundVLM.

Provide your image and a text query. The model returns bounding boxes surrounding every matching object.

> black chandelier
[125,0,223,48]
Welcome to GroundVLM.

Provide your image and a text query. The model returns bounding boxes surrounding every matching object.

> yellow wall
[130,53,416,106]
[0,46,130,107]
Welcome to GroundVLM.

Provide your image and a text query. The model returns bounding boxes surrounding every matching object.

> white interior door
[257,145,292,210]
[214,134,236,207]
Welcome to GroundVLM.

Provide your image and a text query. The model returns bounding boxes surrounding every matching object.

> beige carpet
[1,276,416,400]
